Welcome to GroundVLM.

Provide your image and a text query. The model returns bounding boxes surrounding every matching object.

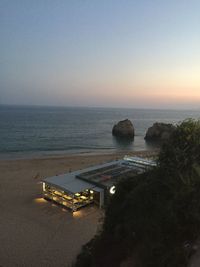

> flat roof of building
[43,160,123,194]
[123,156,157,167]
[43,157,156,193]
[77,162,141,188]
[43,172,95,194]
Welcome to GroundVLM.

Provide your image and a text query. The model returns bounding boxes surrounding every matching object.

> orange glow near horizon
[55,65,200,108]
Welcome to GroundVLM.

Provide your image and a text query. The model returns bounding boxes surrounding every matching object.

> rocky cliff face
[112,119,135,138]
[145,122,175,142]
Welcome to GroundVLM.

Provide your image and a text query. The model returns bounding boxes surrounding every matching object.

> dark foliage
[74,119,200,267]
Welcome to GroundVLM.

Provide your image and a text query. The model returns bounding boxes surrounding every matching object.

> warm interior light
[42,182,46,191]
[34,197,47,203]
[73,210,83,218]
[90,190,94,194]
[54,190,62,196]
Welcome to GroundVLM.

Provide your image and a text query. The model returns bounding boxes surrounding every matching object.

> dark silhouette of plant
[74,119,200,267]
[159,119,200,185]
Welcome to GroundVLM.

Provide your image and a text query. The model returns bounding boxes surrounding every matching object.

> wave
[0,145,115,154]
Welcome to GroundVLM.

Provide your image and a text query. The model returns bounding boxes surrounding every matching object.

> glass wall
[43,183,94,211]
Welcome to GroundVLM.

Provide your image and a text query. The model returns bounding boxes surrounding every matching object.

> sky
[0,0,200,109]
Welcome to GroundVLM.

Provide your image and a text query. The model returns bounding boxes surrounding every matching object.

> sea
[0,105,199,160]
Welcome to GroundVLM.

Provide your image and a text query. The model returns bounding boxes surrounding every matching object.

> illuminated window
[42,182,46,191]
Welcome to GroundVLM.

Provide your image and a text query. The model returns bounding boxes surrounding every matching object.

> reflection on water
[113,135,160,152]
[112,136,134,150]
[145,140,161,150]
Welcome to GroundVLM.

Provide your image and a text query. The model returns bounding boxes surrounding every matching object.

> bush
[74,119,200,267]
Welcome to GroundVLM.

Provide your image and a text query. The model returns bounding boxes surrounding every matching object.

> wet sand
[0,150,157,267]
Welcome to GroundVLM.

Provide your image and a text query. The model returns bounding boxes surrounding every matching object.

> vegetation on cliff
[75,119,200,267]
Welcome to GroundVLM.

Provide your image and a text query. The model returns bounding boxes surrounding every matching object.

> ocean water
[0,105,199,159]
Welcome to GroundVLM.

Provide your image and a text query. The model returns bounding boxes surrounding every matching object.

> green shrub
[74,119,200,267]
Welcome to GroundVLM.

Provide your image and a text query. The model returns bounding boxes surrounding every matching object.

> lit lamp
[109,186,116,194]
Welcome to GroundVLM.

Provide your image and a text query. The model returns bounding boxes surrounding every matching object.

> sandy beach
[0,150,158,267]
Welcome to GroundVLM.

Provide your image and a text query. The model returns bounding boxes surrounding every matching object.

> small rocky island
[145,122,175,142]
[112,119,135,139]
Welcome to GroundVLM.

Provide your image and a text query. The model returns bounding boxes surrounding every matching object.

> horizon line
[0,103,200,112]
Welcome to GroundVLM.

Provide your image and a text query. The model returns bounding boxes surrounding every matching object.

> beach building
[42,156,156,212]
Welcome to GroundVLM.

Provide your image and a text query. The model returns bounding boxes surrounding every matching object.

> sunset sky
[1,0,200,109]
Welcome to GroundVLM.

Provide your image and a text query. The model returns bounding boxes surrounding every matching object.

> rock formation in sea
[144,122,175,142]
[112,119,135,138]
